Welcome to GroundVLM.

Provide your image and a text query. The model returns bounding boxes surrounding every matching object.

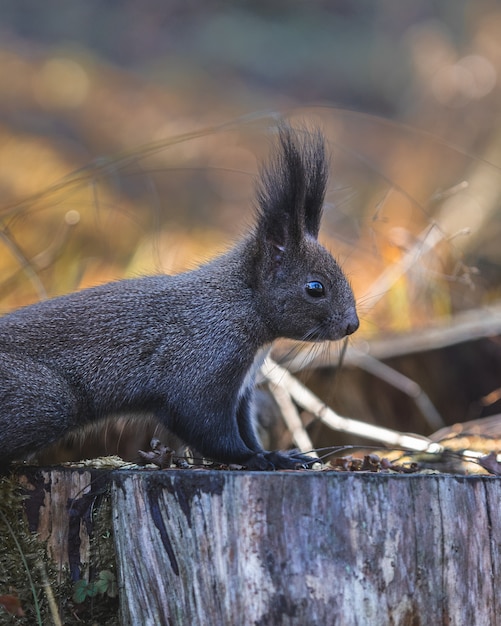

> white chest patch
[238,345,271,400]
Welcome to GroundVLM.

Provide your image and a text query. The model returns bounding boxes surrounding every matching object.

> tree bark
[17,467,111,581]
[111,470,501,626]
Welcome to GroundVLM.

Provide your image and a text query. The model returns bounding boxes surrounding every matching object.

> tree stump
[17,467,112,581]
[111,470,501,626]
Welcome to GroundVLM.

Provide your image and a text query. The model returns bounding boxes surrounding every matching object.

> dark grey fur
[0,126,358,470]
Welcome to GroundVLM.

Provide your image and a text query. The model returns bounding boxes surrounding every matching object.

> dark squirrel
[0,125,358,470]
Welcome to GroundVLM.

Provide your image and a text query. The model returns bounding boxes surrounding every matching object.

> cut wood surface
[112,469,501,626]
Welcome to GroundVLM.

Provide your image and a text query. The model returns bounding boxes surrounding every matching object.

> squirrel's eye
[305,281,325,298]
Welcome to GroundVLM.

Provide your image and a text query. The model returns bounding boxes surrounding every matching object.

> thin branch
[261,358,439,453]
[359,223,445,311]
[341,351,445,431]
[266,382,318,457]
[0,225,47,300]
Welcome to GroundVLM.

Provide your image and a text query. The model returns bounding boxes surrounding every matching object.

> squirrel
[0,125,358,470]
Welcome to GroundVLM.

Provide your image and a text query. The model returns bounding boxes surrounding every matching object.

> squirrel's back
[0,124,358,470]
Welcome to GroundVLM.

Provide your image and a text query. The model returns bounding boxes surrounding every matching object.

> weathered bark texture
[111,470,501,626]
[17,467,111,581]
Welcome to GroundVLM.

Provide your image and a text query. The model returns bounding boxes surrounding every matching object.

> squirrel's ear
[302,127,328,238]
[255,125,328,255]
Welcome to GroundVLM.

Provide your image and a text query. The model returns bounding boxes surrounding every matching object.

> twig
[37,559,63,626]
[0,225,47,300]
[266,382,318,457]
[261,358,439,453]
[341,350,444,431]
[360,223,445,311]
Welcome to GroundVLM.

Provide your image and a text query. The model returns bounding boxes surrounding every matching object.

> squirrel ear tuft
[302,127,328,238]
[255,124,328,252]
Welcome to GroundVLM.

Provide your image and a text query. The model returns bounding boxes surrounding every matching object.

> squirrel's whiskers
[0,124,358,471]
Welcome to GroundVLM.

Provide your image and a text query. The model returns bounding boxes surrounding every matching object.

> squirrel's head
[251,124,358,342]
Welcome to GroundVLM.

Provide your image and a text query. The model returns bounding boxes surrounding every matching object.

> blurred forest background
[2,0,501,454]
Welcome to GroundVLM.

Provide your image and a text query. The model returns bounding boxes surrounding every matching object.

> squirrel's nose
[344,308,359,336]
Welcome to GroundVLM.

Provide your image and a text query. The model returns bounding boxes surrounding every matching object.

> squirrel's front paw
[245,450,319,470]
[243,453,275,470]
[265,450,319,469]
